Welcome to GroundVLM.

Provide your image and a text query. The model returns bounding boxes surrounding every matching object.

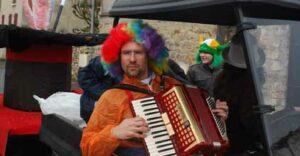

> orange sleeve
[80,94,122,156]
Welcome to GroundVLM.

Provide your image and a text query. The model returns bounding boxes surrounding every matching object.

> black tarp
[4,60,72,111]
[0,25,108,53]
[108,0,300,25]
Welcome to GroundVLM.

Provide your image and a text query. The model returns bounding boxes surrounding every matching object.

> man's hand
[212,99,229,122]
[112,117,149,140]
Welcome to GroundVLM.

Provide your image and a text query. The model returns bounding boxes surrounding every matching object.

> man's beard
[127,70,140,77]
[125,67,144,79]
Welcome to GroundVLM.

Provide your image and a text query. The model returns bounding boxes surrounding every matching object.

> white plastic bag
[33,92,86,128]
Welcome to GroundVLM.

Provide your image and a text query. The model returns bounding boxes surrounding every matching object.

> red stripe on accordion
[6,44,72,63]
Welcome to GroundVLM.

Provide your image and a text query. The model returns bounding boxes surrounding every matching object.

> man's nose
[129,52,137,62]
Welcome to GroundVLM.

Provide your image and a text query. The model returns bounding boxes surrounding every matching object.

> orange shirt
[80,74,180,156]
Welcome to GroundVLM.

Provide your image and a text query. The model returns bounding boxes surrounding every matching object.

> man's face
[120,41,148,80]
[200,52,213,65]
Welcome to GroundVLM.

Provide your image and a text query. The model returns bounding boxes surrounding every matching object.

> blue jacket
[77,56,116,122]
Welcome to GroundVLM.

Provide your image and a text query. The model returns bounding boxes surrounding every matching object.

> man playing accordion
[80,20,228,156]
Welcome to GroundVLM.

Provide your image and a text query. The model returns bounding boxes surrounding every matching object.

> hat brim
[223,42,265,69]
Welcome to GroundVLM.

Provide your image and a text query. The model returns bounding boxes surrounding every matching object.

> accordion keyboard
[206,96,226,137]
[132,97,177,156]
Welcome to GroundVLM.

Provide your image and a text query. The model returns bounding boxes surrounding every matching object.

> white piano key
[136,105,158,112]
[145,114,162,121]
[143,108,160,113]
[149,126,166,134]
[148,151,160,155]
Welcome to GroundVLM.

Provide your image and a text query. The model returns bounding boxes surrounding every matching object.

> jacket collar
[121,74,162,87]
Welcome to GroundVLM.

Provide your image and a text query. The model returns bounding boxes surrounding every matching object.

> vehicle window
[244,17,300,148]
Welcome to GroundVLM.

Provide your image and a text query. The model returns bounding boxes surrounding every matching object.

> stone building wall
[252,25,290,111]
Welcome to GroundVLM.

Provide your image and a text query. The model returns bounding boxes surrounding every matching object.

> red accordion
[130,85,229,156]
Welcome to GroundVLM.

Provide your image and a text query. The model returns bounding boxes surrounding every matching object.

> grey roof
[109,0,300,25]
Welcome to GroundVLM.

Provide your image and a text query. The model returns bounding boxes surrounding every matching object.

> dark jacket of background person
[167,59,190,85]
[77,56,116,122]
[213,63,265,156]
[78,57,188,122]
[187,63,222,95]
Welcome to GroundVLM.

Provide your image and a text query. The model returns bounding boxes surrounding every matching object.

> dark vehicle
[101,0,300,156]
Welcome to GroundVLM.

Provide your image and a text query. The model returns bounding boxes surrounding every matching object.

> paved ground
[0,60,5,93]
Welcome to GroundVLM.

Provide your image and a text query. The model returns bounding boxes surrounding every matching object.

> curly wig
[100,20,169,81]
[195,38,229,68]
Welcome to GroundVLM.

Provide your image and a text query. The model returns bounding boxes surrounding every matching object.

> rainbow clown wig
[101,20,169,81]
[195,38,229,68]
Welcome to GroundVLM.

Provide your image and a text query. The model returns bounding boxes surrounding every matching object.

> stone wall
[252,25,290,111]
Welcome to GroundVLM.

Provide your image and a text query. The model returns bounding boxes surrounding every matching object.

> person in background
[187,38,228,96]
[80,20,228,156]
[214,33,266,155]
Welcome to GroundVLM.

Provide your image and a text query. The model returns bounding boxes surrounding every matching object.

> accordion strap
[112,84,155,96]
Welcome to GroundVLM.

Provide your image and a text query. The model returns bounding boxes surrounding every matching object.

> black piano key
[158,147,174,153]
[153,133,168,139]
[157,142,173,148]
[163,153,177,156]
[151,129,167,135]
[140,98,155,103]
[147,116,161,122]
[145,111,160,116]
[206,97,216,108]
[148,120,163,125]
[149,124,164,129]
[206,96,227,136]
[143,107,159,112]
[155,139,171,144]
[141,101,156,107]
